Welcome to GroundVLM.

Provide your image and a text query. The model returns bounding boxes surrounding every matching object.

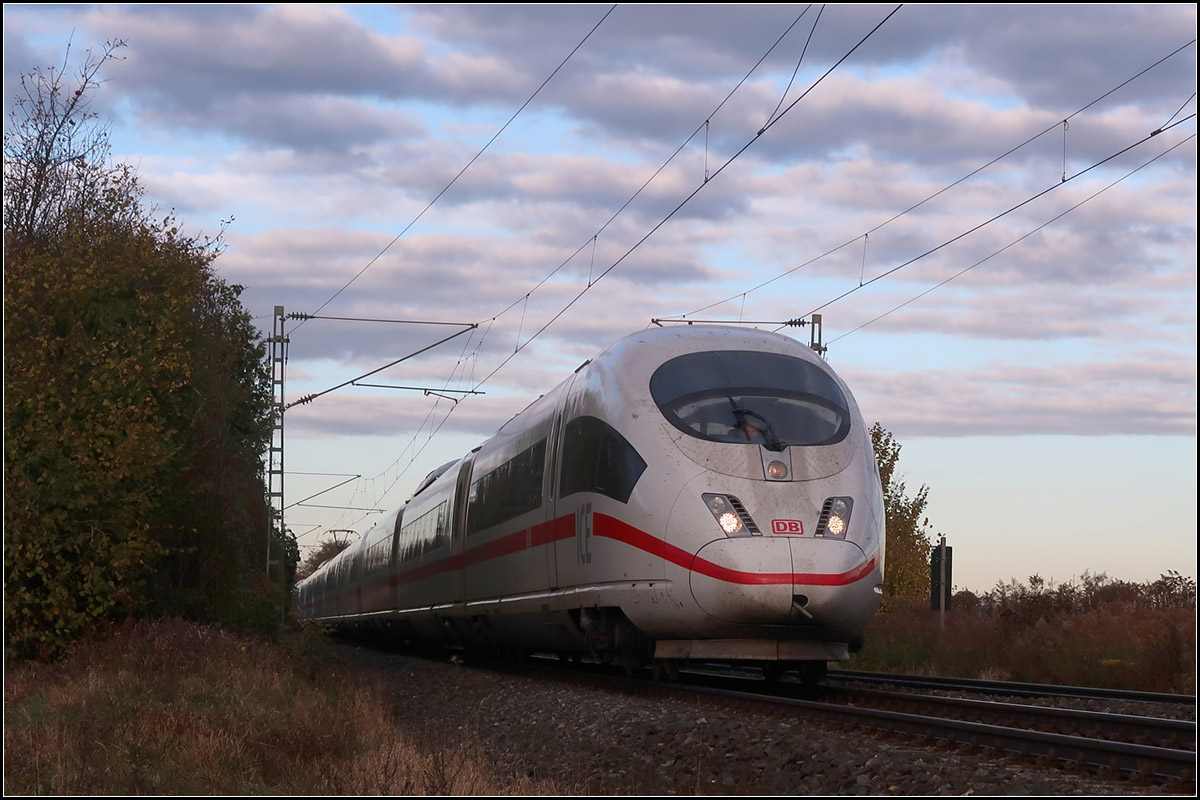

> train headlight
[702,493,760,537]
[706,494,730,515]
[816,496,853,539]
[718,511,743,535]
[766,460,789,480]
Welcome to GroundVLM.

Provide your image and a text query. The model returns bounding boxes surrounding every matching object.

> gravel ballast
[340,644,1186,796]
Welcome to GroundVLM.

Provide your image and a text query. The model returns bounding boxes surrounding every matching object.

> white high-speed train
[295,325,885,682]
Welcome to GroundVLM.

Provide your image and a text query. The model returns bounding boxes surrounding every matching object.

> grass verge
[4,619,564,795]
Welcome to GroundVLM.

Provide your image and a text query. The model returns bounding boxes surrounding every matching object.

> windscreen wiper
[729,399,785,452]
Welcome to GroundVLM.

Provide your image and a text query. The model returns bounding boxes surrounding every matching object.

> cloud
[849,354,1196,438]
[100,4,427,101]
[5,2,1193,449]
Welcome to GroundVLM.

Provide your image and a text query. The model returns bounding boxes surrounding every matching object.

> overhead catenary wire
[285,475,361,512]
[286,324,477,410]
[288,313,476,326]
[760,4,825,133]
[465,5,905,394]
[346,3,821,357]
[663,38,1198,322]
[771,114,1196,335]
[1156,91,1196,132]
[283,7,620,549]
[319,318,491,535]
[482,4,822,323]
[310,4,852,535]
[283,6,621,546]
[291,4,619,335]
[312,4,902,537]
[826,133,1198,346]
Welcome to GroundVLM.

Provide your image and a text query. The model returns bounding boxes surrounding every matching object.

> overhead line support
[267,306,289,577]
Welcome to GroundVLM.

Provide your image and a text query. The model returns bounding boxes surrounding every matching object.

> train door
[543,405,567,590]
[450,452,477,607]
[388,508,405,612]
[551,375,589,592]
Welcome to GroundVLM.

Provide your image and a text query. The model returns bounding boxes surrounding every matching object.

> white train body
[296,325,885,671]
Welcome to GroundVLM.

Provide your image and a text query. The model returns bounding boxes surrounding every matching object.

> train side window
[559,416,646,504]
[467,438,547,536]
[398,499,448,563]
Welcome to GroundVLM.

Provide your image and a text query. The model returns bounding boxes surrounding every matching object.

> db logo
[771,519,804,535]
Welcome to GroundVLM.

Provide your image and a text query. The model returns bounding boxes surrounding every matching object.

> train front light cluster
[702,493,760,537]
[816,497,853,539]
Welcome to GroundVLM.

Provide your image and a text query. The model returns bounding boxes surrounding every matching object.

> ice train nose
[689,537,874,629]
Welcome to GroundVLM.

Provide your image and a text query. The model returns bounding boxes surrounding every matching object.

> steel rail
[827,669,1196,705]
[669,680,1197,784]
[820,685,1196,752]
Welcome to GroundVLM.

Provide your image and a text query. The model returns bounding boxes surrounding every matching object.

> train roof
[579,324,827,381]
[411,459,460,499]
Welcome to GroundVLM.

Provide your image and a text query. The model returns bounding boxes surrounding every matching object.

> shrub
[857,572,1196,692]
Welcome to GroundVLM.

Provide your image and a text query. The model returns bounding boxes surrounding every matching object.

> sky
[4,4,1195,593]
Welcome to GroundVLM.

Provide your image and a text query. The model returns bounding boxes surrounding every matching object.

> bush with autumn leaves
[4,41,297,659]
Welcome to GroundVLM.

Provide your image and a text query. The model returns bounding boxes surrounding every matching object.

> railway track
[817,684,1196,751]
[827,668,1197,706]
[348,644,1196,791]
[651,666,1197,786]
[519,656,1196,787]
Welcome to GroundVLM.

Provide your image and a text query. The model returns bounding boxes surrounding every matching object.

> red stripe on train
[351,509,875,594]
[591,513,876,587]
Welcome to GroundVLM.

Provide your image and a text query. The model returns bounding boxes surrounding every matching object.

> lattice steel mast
[267,306,288,575]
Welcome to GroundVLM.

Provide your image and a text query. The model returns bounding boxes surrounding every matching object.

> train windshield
[649,350,850,450]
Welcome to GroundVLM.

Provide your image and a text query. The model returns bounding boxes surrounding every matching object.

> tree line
[870,421,934,608]
[4,41,297,659]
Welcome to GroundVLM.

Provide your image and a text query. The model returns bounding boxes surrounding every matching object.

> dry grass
[3,619,564,795]
[855,573,1196,693]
